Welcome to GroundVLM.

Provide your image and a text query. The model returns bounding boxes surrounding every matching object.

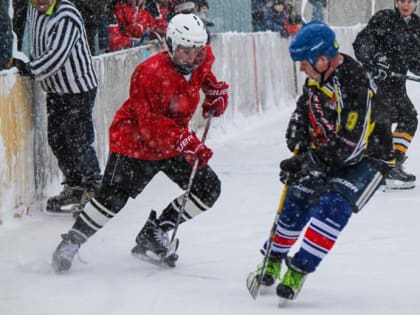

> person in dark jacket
[353,0,420,189]
[71,0,111,55]
[309,0,327,21]
[252,0,268,32]
[264,0,288,33]
[12,0,28,52]
[144,0,174,36]
[0,0,13,70]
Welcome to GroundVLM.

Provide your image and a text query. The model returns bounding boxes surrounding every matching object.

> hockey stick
[390,72,420,82]
[170,112,215,244]
[246,146,299,299]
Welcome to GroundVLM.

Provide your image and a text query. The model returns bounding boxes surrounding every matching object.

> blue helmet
[289,21,339,66]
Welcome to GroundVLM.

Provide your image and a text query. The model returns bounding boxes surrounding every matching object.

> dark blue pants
[268,158,383,272]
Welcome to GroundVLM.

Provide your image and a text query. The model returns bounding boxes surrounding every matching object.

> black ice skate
[69,186,98,218]
[385,158,416,190]
[131,210,179,267]
[45,181,98,216]
[51,230,86,273]
[45,184,85,214]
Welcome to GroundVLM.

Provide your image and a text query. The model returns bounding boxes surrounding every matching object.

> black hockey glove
[370,53,390,81]
[280,151,327,186]
[279,170,288,184]
[9,58,32,77]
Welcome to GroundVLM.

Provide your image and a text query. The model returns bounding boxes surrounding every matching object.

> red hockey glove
[202,81,229,118]
[177,132,213,169]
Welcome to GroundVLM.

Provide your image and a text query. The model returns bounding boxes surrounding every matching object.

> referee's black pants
[46,88,101,186]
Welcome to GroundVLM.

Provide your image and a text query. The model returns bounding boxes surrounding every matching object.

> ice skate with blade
[131,210,179,268]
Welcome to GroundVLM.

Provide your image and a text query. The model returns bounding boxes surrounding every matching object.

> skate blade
[246,272,260,299]
[385,179,415,190]
[133,251,178,268]
[278,297,289,308]
[132,238,179,268]
[43,203,83,216]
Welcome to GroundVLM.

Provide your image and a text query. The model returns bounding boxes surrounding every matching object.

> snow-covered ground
[1,81,420,315]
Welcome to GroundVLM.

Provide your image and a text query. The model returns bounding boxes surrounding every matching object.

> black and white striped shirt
[27,0,97,94]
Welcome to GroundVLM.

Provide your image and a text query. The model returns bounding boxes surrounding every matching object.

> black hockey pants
[98,152,221,210]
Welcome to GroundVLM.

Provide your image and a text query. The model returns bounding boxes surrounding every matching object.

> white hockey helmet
[166,13,208,74]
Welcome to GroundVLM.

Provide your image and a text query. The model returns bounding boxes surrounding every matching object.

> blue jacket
[264,7,287,32]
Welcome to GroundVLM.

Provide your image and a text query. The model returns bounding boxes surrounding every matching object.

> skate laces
[57,239,87,265]
[266,259,281,278]
[281,268,306,292]
[59,232,87,262]
[58,236,81,260]
[62,185,84,196]
[153,227,169,247]
[257,259,281,279]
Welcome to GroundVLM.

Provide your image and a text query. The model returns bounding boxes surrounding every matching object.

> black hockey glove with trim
[9,58,32,77]
[369,53,390,81]
[280,150,327,186]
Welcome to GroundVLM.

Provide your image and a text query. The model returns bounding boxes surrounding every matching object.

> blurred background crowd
[0,0,328,70]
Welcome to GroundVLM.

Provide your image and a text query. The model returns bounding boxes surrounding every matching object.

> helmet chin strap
[168,51,196,75]
[314,59,332,82]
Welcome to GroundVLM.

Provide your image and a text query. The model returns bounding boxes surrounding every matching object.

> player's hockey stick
[246,145,299,299]
[390,72,420,82]
[170,111,215,243]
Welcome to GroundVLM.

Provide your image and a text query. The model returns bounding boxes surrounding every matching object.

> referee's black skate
[131,210,179,267]
[45,184,85,214]
[45,180,99,216]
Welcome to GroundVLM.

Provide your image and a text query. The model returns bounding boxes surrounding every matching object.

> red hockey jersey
[109,46,217,160]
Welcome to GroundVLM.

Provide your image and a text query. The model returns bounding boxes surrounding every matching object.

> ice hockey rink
[1,75,419,315]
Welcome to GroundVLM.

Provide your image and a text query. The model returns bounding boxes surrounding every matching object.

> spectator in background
[109,0,156,51]
[309,0,327,22]
[144,0,174,36]
[172,0,196,15]
[252,0,268,32]
[171,0,213,43]
[0,0,13,70]
[97,2,114,53]
[12,0,28,52]
[196,0,214,28]
[283,0,303,37]
[71,0,111,55]
[264,0,288,34]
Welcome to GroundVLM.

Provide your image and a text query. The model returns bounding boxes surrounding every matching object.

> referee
[10,0,101,213]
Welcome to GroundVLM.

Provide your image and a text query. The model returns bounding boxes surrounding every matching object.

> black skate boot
[71,178,101,218]
[385,157,416,190]
[276,257,308,302]
[46,183,85,214]
[131,210,179,267]
[51,230,86,273]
